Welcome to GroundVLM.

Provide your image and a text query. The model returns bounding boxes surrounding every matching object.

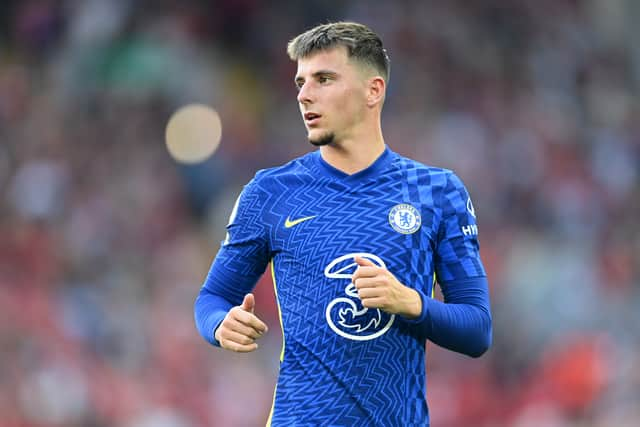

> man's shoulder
[248,152,315,187]
[392,151,456,183]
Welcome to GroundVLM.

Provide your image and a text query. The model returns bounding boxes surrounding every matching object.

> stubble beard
[309,131,335,147]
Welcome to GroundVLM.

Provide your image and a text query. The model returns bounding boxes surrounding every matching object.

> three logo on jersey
[324,253,395,341]
[285,199,477,341]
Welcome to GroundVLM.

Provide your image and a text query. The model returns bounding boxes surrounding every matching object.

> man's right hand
[215,293,268,352]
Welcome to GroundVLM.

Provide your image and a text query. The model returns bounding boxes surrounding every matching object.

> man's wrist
[401,288,423,319]
[213,314,226,345]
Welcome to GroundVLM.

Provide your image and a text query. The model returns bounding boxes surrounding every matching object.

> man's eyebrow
[312,70,338,77]
[294,70,338,83]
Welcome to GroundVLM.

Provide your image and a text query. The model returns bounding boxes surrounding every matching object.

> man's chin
[308,131,334,147]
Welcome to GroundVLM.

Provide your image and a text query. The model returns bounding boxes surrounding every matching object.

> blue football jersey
[204,147,485,426]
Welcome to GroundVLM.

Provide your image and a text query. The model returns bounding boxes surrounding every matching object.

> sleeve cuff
[401,287,429,325]
[209,312,227,347]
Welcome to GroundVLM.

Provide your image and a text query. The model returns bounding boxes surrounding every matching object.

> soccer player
[194,21,492,426]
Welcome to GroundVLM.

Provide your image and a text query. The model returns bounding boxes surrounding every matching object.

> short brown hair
[287,21,390,82]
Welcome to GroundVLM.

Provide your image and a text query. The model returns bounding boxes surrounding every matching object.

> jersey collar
[312,146,394,183]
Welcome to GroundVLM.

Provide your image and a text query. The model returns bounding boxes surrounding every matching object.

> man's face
[295,46,369,146]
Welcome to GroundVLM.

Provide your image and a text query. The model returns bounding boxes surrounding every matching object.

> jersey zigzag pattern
[215,147,485,427]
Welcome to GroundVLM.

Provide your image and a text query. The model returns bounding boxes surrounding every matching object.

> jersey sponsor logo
[388,203,421,234]
[324,253,395,341]
[461,224,478,236]
[467,197,476,218]
[284,215,316,228]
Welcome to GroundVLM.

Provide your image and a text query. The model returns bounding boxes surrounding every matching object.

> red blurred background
[1,1,639,426]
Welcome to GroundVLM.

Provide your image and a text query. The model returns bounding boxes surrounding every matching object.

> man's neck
[319,134,386,175]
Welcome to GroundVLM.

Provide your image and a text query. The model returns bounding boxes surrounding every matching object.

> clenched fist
[215,293,268,352]
[352,256,422,319]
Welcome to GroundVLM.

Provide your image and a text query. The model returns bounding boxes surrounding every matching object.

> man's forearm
[194,288,233,346]
[405,276,492,357]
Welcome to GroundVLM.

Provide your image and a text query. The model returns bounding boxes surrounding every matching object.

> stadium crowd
[1,1,639,426]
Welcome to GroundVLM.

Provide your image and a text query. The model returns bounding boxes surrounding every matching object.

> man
[195,21,492,426]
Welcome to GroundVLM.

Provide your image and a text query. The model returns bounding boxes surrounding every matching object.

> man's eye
[318,76,329,83]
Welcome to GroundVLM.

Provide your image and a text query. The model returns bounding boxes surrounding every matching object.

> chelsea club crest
[388,203,421,234]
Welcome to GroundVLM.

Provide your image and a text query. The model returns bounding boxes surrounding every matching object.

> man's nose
[297,82,313,104]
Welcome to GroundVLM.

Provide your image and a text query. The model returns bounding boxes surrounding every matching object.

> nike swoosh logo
[284,215,316,228]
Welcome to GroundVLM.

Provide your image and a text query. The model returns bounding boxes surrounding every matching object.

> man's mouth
[304,112,321,125]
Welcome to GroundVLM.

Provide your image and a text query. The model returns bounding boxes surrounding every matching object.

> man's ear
[366,76,386,107]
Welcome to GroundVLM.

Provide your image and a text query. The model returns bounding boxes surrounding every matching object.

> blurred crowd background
[1,1,639,426]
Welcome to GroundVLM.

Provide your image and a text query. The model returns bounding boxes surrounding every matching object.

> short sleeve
[434,172,486,283]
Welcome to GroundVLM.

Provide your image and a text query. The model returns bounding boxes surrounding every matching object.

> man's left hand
[352,256,422,319]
